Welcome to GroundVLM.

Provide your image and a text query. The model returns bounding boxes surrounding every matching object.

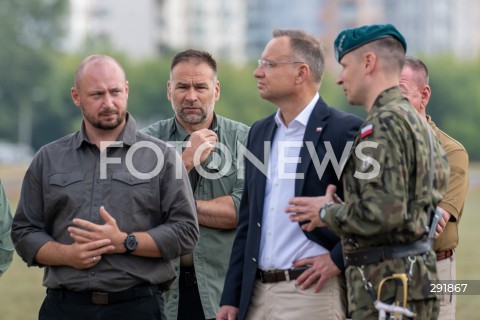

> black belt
[344,239,433,267]
[256,267,308,283]
[47,284,160,305]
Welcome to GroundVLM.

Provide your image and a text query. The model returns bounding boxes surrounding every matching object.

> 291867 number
[430,283,468,294]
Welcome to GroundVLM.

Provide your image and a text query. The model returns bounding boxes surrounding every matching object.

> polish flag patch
[360,124,373,138]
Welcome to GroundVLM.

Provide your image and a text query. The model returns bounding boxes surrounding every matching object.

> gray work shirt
[12,114,199,292]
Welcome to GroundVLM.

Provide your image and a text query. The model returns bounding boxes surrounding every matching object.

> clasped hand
[66,206,126,269]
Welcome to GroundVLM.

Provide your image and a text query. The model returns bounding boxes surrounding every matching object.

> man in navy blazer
[217,29,363,320]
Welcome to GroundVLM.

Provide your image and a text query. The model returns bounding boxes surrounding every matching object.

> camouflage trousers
[345,253,439,319]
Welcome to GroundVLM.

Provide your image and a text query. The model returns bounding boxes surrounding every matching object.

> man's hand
[286,196,327,231]
[65,239,114,269]
[435,207,451,237]
[293,254,341,293]
[68,206,127,253]
[216,305,239,320]
[286,185,338,231]
[35,238,114,270]
[182,128,218,172]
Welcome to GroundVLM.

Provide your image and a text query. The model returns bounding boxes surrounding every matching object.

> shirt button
[90,271,96,276]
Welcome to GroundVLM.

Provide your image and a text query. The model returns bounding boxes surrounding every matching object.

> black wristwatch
[124,233,138,254]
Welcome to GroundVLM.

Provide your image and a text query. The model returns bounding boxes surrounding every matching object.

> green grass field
[0,164,479,319]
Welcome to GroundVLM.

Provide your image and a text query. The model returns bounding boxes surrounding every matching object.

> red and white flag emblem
[360,124,373,138]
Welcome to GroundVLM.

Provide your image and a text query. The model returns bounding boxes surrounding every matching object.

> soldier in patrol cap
[287,24,449,319]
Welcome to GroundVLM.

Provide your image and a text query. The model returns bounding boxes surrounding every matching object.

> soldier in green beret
[287,24,449,319]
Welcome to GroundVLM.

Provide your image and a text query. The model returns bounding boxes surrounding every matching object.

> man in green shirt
[142,49,249,320]
[0,179,14,277]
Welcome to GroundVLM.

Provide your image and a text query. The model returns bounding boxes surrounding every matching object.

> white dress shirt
[259,93,328,270]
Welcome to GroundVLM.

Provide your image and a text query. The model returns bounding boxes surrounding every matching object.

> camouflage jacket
[324,86,449,249]
[322,87,450,313]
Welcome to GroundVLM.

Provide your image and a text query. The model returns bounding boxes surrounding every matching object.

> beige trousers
[437,251,456,320]
[246,274,347,320]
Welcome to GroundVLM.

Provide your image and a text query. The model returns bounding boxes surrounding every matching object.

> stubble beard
[85,107,126,130]
[175,103,212,125]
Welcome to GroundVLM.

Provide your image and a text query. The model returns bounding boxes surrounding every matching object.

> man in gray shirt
[12,55,199,320]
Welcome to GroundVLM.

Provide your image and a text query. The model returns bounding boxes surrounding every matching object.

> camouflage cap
[334,24,407,62]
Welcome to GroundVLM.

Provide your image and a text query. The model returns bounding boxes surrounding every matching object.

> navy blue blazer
[220,96,363,320]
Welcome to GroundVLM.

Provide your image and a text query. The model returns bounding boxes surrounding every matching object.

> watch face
[126,234,137,251]
[320,207,326,220]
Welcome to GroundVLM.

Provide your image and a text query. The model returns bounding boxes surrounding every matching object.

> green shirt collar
[169,113,218,141]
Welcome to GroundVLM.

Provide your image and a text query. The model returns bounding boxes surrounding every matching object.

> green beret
[334,24,406,62]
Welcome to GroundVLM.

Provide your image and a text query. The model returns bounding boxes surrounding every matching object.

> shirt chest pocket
[110,172,155,219]
[196,152,237,197]
[47,172,85,216]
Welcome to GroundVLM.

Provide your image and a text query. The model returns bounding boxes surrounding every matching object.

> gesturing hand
[68,206,127,254]
[286,185,338,231]
[286,196,327,231]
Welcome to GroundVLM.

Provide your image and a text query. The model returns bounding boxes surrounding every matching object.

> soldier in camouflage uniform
[287,24,449,319]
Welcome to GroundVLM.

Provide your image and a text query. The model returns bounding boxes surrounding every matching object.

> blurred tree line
[1,1,479,160]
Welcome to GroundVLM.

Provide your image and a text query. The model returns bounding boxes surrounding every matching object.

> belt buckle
[258,270,268,283]
[258,271,264,282]
[92,292,109,305]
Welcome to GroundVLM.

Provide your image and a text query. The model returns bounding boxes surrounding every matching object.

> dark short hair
[352,37,406,75]
[170,49,217,75]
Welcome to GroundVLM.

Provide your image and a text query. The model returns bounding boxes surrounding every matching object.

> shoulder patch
[360,124,373,138]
